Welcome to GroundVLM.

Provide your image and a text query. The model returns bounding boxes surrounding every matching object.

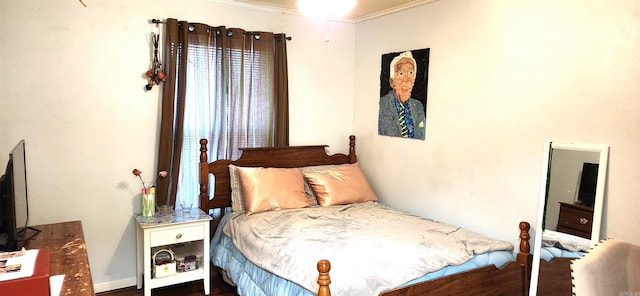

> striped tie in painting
[398,104,409,137]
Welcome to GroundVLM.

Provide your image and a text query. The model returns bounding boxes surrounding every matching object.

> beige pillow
[235,166,311,215]
[300,164,349,205]
[303,163,378,206]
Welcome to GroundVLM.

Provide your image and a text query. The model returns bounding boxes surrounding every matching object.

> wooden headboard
[198,135,357,232]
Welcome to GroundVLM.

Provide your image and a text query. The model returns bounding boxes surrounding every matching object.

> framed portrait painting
[378,48,429,140]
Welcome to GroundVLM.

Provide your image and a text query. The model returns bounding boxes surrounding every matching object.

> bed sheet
[540,246,584,262]
[540,229,588,261]
[210,212,515,296]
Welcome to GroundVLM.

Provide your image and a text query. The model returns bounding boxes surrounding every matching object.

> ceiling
[225,0,433,22]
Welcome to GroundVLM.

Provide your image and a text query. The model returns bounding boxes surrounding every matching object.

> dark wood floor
[97,266,238,296]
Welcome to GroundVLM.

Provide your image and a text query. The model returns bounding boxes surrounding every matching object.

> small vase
[142,187,156,217]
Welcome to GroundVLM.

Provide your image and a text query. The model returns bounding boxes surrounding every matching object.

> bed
[198,135,532,296]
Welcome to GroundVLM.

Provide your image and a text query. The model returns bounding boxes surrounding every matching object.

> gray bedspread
[224,201,513,295]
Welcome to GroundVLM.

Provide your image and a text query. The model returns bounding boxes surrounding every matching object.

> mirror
[530,141,609,296]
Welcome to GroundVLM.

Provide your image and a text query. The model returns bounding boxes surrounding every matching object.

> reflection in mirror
[545,147,603,242]
[530,142,609,296]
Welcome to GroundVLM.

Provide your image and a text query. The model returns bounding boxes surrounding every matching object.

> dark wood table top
[24,220,95,295]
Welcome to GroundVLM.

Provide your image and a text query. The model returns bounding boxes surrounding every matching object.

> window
[158,20,288,209]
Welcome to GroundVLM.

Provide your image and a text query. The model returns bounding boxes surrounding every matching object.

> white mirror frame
[529,141,609,296]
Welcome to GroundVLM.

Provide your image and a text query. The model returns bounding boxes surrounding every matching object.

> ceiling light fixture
[297,0,357,18]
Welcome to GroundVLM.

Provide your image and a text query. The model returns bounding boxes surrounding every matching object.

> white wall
[354,0,640,249]
[0,0,354,291]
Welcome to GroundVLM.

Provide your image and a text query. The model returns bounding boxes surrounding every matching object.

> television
[577,162,599,208]
[0,140,38,251]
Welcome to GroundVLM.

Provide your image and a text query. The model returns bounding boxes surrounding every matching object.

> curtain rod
[150,19,292,40]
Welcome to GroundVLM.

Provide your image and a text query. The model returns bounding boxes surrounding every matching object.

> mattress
[210,212,516,296]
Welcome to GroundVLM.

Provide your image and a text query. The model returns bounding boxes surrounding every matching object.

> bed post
[349,135,357,163]
[317,259,332,296]
[199,138,209,212]
[518,221,532,296]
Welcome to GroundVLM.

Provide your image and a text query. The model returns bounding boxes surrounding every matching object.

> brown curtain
[273,34,289,146]
[155,18,289,207]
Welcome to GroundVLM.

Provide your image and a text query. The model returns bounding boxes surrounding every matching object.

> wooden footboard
[317,221,532,296]
[536,257,574,296]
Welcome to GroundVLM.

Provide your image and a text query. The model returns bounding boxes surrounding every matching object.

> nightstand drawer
[150,224,204,246]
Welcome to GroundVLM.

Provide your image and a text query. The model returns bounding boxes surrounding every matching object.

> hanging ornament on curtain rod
[145,32,166,91]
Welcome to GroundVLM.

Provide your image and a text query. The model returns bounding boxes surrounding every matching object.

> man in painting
[378,51,426,140]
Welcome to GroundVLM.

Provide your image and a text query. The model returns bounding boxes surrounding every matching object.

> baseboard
[93,277,138,293]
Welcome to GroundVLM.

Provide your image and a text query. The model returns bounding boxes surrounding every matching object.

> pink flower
[132,169,168,188]
[132,168,146,188]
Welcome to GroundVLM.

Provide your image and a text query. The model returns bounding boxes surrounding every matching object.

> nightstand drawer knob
[176,233,182,239]
[579,218,589,225]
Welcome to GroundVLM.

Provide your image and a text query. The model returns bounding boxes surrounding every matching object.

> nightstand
[135,208,212,296]
[556,202,594,239]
